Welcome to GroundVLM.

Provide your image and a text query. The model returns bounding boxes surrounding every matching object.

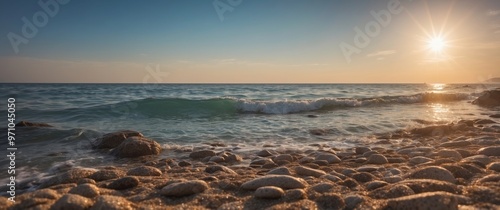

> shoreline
[1,118,499,209]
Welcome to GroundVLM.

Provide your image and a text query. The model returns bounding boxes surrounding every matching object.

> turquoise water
[0,83,499,187]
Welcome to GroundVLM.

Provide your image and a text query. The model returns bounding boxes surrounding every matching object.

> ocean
[1,83,499,190]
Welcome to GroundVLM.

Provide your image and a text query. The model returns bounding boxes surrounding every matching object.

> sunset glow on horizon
[0,0,499,84]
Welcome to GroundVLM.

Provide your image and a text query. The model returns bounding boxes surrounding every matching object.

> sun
[427,36,446,53]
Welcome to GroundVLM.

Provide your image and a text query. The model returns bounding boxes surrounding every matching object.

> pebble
[91,195,136,210]
[439,140,471,148]
[189,150,216,159]
[257,150,273,157]
[178,161,191,167]
[94,130,143,149]
[205,165,237,175]
[407,166,456,183]
[315,153,341,164]
[51,194,93,210]
[344,194,365,209]
[111,137,162,158]
[40,168,96,188]
[68,184,100,198]
[241,175,308,190]
[254,186,284,199]
[369,184,415,199]
[384,192,465,210]
[352,172,376,183]
[461,155,491,165]
[366,180,389,190]
[161,180,209,197]
[209,156,225,163]
[107,176,140,190]
[267,167,292,175]
[387,157,406,163]
[398,179,458,194]
[226,154,243,162]
[409,156,434,165]
[284,189,307,201]
[127,166,162,176]
[356,165,379,172]
[295,166,326,177]
[437,149,462,160]
[273,154,294,162]
[366,154,388,164]
[298,156,314,164]
[321,174,342,182]
[315,193,346,210]
[355,147,371,154]
[384,176,403,183]
[90,169,126,181]
[475,174,500,184]
[311,183,335,193]
[341,168,357,177]
[477,146,500,156]
[487,162,500,172]
[440,164,474,179]
[250,158,274,165]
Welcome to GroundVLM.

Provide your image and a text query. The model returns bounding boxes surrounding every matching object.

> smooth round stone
[356,165,379,172]
[344,194,365,209]
[355,147,371,155]
[384,192,461,210]
[284,189,307,201]
[189,150,216,159]
[315,153,341,164]
[321,174,342,182]
[111,137,162,158]
[51,194,93,210]
[161,180,209,197]
[205,165,237,174]
[384,176,403,183]
[437,149,462,160]
[298,157,314,164]
[369,184,415,199]
[127,166,162,176]
[461,155,491,165]
[478,146,500,156]
[68,184,99,198]
[107,176,140,190]
[274,154,294,162]
[311,183,335,193]
[407,166,456,183]
[352,172,376,183]
[363,151,379,158]
[366,154,388,164]
[295,166,326,177]
[366,180,389,190]
[268,167,292,175]
[487,162,500,172]
[209,156,225,163]
[241,175,308,190]
[92,195,135,210]
[255,186,284,199]
[439,140,471,148]
[409,156,434,165]
[257,150,273,157]
[341,168,357,177]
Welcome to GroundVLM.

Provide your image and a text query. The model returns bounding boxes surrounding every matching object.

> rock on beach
[241,175,308,190]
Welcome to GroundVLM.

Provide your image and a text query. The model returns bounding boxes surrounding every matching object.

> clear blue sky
[1,0,499,83]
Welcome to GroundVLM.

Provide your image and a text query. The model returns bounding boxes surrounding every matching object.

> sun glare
[428,37,446,53]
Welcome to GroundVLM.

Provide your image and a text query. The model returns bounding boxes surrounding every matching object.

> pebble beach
[1,87,499,210]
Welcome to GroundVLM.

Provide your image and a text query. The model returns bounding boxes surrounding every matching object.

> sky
[0,0,499,83]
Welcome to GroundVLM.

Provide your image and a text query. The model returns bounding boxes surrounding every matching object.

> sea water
[0,83,499,188]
